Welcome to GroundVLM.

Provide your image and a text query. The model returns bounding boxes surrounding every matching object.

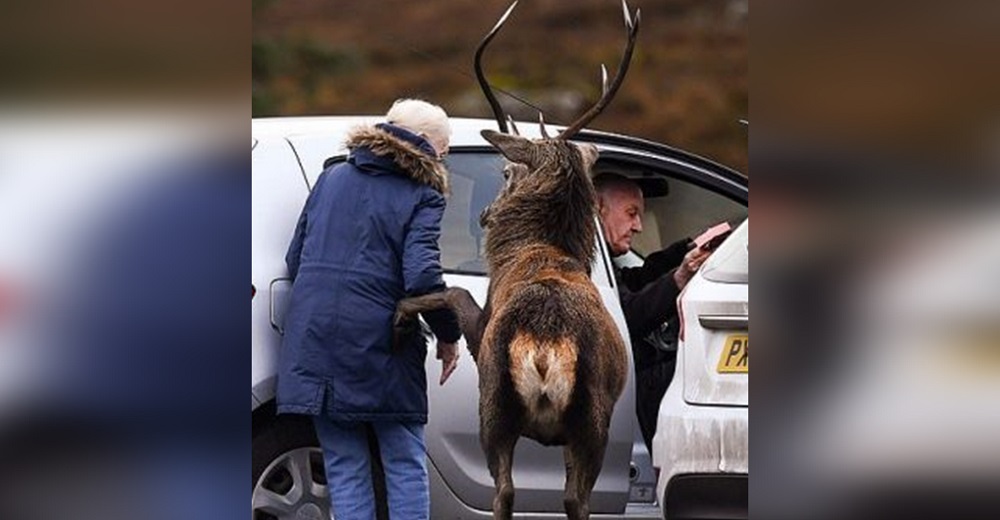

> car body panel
[251,135,309,406]
[681,220,749,407]
[681,302,749,407]
[430,457,663,519]
[653,391,749,503]
[653,219,749,518]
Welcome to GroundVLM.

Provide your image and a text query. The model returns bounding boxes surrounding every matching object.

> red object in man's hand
[694,222,732,251]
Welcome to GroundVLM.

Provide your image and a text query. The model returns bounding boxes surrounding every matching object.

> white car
[252,116,747,520]
[652,219,749,519]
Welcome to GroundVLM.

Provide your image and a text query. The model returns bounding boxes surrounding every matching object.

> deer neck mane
[484,168,597,274]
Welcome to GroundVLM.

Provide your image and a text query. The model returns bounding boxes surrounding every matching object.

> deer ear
[577,143,599,169]
[481,129,537,166]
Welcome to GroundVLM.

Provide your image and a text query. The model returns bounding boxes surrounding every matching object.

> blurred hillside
[253,0,747,172]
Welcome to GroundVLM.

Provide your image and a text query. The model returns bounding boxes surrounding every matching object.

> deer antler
[507,115,521,136]
[538,112,551,139]
[557,0,641,139]
[475,1,519,134]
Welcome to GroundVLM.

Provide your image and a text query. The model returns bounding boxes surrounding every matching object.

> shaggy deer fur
[394,2,640,519]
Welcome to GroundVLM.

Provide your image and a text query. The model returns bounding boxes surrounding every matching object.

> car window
[631,175,747,257]
[438,151,506,275]
[633,179,747,256]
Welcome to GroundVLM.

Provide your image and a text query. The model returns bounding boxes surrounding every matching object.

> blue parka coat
[277,123,461,423]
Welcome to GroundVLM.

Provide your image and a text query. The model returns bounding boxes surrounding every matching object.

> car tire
[252,411,388,520]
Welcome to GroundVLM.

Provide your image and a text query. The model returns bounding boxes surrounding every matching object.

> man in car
[594,173,711,454]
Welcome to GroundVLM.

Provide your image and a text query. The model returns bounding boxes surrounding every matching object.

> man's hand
[436,341,459,385]
[673,246,712,289]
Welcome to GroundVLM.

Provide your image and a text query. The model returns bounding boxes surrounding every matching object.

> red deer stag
[394,2,640,518]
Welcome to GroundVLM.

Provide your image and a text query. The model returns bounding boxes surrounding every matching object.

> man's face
[599,184,644,256]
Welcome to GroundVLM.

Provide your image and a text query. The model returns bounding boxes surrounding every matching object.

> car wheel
[252,412,389,520]
[252,414,329,520]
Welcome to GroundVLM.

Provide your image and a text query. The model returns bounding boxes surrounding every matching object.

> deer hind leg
[479,374,522,520]
[484,431,518,520]
[562,412,611,520]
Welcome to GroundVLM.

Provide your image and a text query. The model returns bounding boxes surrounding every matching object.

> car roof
[252,116,553,146]
[252,116,748,186]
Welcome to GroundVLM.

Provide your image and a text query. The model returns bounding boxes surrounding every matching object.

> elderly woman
[278,99,461,520]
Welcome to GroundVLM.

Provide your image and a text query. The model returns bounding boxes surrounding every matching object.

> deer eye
[503,163,524,181]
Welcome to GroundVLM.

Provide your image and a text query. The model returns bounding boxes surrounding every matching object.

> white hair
[385,98,451,150]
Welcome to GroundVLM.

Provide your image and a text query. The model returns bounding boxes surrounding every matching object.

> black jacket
[614,237,692,368]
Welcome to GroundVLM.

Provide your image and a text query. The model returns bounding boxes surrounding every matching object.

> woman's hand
[436,341,459,385]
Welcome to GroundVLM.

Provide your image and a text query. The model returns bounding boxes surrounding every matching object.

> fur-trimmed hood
[345,123,449,194]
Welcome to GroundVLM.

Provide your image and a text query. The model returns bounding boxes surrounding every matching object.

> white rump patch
[509,334,578,434]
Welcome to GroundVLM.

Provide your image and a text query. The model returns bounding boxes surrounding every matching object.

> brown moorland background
[253,0,748,173]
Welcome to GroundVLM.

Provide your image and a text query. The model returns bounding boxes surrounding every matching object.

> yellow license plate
[717,334,748,373]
